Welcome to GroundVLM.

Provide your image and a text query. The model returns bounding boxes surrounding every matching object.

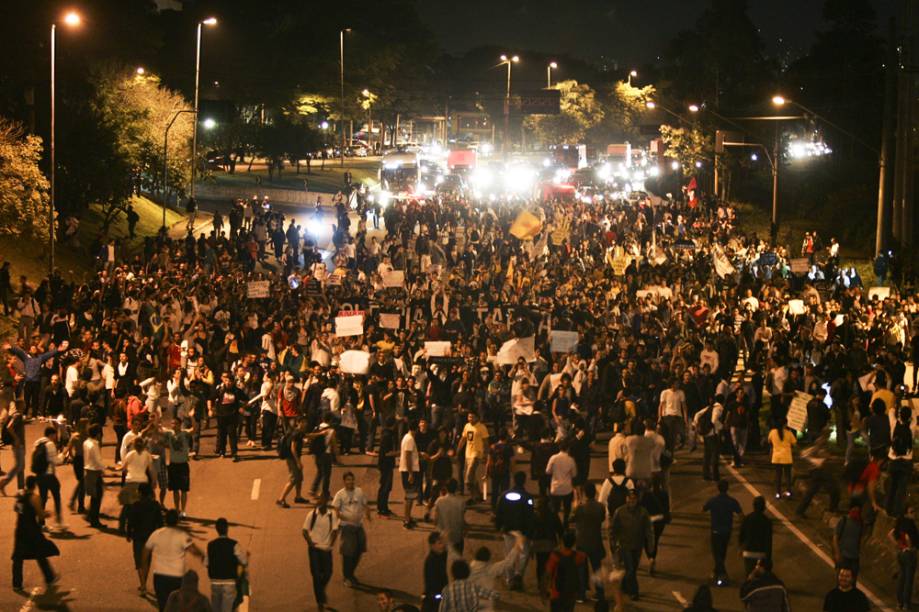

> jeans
[702,435,720,481]
[153,573,183,611]
[464,456,482,499]
[501,533,530,580]
[38,473,61,524]
[85,469,103,525]
[845,430,859,466]
[0,443,25,491]
[23,380,41,417]
[551,493,573,527]
[261,412,277,448]
[898,548,916,609]
[377,466,393,513]
[662,415,685,451]
[774,464,792,495]
[114,425,128,463]
[12,555,55,589]
[577,546,606,599]
[308,547,333,605]
[620,547,641,596]
[711,531,730,578]
[730,426,748,464]
[490,473,510,510]
[211,582,237,612]
[311,454,332,497]
[216,414,239,456]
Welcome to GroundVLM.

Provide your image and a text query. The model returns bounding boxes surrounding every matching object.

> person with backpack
[486,430,514,511]
[542,530,588,612]
[11,475,59,592]
[886,405,913,517]
[331,471,371,587]
[309,421,337,501]
[693,396,725,482]
[610,489,654,601]
[767,417,796,499]
[276,420,307,508]
[207,517,248,612]
[599,458,635,521]
[31,426,64,530]
[302,493,340,612]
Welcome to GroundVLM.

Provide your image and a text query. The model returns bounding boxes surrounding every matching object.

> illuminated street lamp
[49,10,82,274]
[688,104,700,113]
[499,54,520,154]
[136,66,146,76]
[191,17,217,201]
[547,61,558,88]
[627,69,638,86]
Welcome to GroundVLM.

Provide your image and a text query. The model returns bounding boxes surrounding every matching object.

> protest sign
[496,336,536,365]
[549,331,579,353]
[787,299,806,316]
[379,313,401,330]
[382,270,405,288]
[339,350,370,374]
[335,311,364,337]
[786,391,812,432]
[246,280,270,299]
[868,286,890,300]
[509,210,542,240]
[789,258,810,274]
[611,256,630,276]
[424,341,452,357]
[712,247,734,278]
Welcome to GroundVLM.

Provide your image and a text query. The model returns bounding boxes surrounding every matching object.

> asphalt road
[0,420,898,611]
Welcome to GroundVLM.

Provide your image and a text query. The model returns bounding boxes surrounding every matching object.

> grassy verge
[201,158,380,194]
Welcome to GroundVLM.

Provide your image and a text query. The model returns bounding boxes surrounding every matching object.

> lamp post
[163,109,197,229]
[499,54,519,155]
[546,61,557,88]
[627,69,637,87]
[190,17,217,203]
[645,101,691,126]
[49,11,82,275]
[339,28,351,166]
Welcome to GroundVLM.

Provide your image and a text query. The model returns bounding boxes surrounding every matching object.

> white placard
[496,336,536,365]
[834,314,845,327]
[339,350,371,374]
[335,314,364,337]
[246,280,270,299]
[787,299,806,316]
[549,331,579,353]
[790,258,810,274]
[424,341,452,357]
[869,286,890,300]
[379,313,401,330]
[787,391,812,432]
[382,270,405,288]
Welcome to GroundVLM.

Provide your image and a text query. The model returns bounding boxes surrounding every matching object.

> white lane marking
[250,478,261,501]
[672,590,687,605]
[724,462,893,611]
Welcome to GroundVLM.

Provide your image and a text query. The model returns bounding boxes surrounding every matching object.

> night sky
[419,0,898,66]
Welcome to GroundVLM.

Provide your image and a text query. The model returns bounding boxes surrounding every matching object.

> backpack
[277,431,293,459]
[606,476,632,516]
[31,440,49,475]
[553,552,581,597]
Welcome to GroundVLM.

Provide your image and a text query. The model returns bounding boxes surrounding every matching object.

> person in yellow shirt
[458,412,489,503]
[768,417,797,499]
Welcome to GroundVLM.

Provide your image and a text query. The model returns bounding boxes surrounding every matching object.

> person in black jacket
[421,532,448,612]
[126,483,163,594]
[739,496,772,576]
[207,517,248,612]
[494,471,535,590]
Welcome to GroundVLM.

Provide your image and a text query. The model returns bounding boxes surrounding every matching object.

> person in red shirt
[542,530,587,611]
[847,449,886,529]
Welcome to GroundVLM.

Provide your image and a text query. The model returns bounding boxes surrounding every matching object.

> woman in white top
[123,437,154,486]
[247,372,277,450]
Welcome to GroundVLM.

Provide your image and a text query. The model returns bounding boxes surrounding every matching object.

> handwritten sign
[789,258,810,274]
[339,350,370,374]
[786,391,812,432]
[379,313,401,330]
[382,270,405,288]
[549,331,579,353]
[335,312,365,337]
[246,280,270,299]
[424,341,452,357]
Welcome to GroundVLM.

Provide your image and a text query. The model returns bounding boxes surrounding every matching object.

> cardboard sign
[335,313,364,337]
[550,331,579,353]
[611,256,630,276]
[303,279,322,296]
[789,258,810,274]
[424,341,452,357]
[379,313,401,330]
[382,270,405,288]
[787,299,806,316]
[712,248,734,278]
[496,336,536,365]
[786,391,812,432]
[339,350,370,374]
[509,210,543,240]
[246,280,270,299]
[868,286,890,300]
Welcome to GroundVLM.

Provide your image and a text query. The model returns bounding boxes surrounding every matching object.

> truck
[550,144,587,170]
[447,148,477,172]
[606,143,632,167]
[379,150,420,195]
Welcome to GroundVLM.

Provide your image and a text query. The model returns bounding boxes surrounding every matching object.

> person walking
[83,424,105,528]
[494,470,534,591]
[32,426,64,529]
[823,566,870,612]
[126,483,164,594]
[693,397,724,482]
[888,505,918,611]
[434,478,467,554]
[702,479,743,586]
[438,559,499,611]
[303,493,340,612]
[610,489,654,601]
[331,471,371,587]
[571,481,606,602]
[308,420,337,501]
[207,517,248,612]
[164,569,210,612]
[421,532,448,612]
[210,372,246,461]
[276,419,308,508]
[11,475,59,592]
[768,417,796,499]
[400,420,421,529]
[0,399,26,494]
[542,530,588,611]
[376,417,398,517]
[141,509,205,612]
[165,417,193,518]
[739,558,789,611]
[545,439,577,528]
[833,501,865,581]
[739,496,772,575]
[457,411,489,503]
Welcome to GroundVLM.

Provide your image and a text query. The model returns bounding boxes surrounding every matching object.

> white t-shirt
[145,527,192,577]
[331,486,369,526]
[302,508,340,550]
[123,449,152,483]
[659,388,686,418]
[545,452,577,496]
[399,433,420,473]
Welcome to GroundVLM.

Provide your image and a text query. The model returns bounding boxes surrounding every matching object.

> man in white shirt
[331,471,372,587]
[399,421,421,529]
[142,509,204,611]
[700,342,719,375]
[545,440,577,527]
[658,379,688,451]
[34,426,65,528]
[693,396,725,481]
[83,424,105,528]
[607,422,630,473]
[303,495,340,612]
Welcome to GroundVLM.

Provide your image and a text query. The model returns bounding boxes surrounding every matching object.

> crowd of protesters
[0,180,917,611]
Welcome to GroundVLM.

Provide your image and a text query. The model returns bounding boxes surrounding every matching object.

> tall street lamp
[546,61,557,88]
[499,54,519,154]
[49,10,82,275]
[627,69,637,87]
[687,102,750,199]
[645,100,691,126]
[190,17,217,203]
[340,28,351,166]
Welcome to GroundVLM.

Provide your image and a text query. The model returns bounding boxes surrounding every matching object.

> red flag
[686,176,697,191]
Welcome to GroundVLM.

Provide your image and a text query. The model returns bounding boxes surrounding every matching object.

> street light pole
[340,29,349,166]
[163,109,197,229]
[546,62,557,88]
[191,17,216,202]
[499,54,519,155]
[771,128,779,242]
